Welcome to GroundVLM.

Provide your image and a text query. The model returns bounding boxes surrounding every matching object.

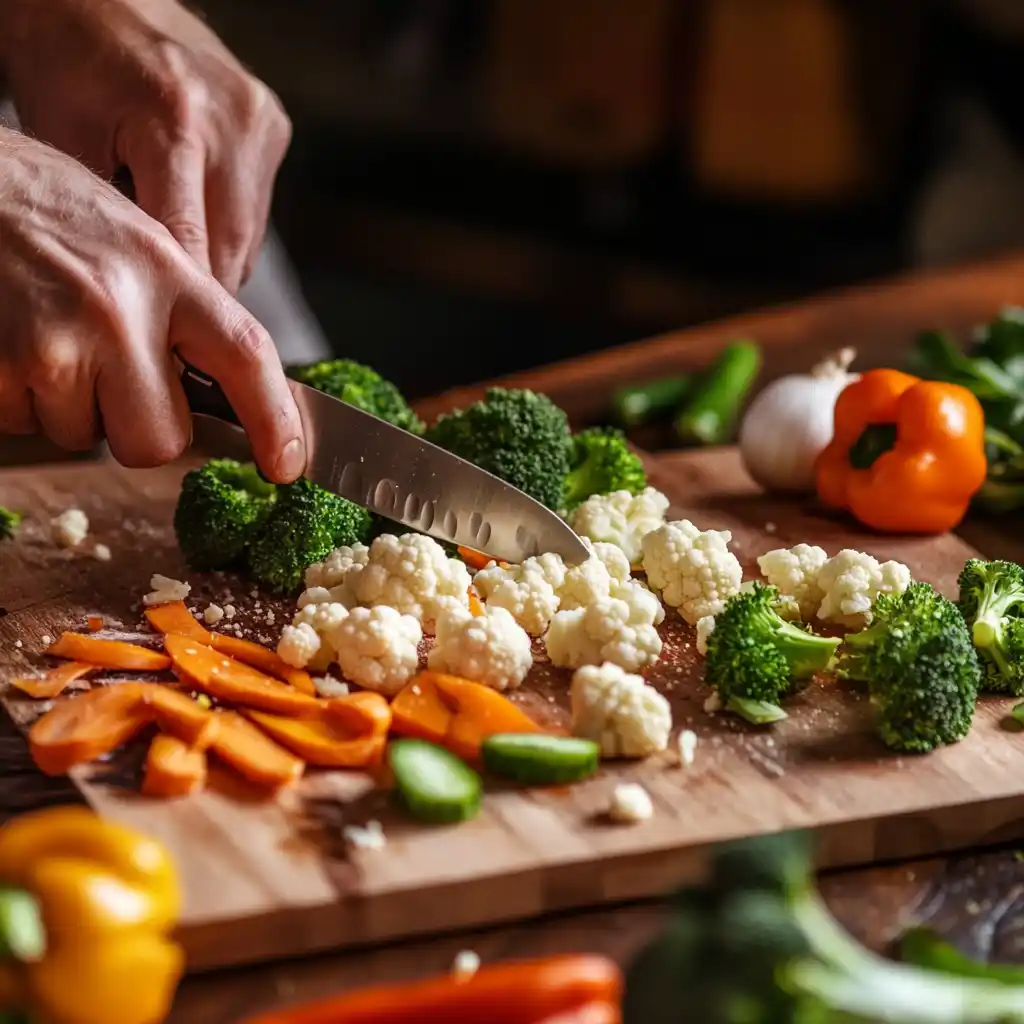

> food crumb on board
[703,692,723,714]
[764,521,777,534]
[313,677,349,698]
[678,729,698,767]
[51,508,89,548]
[14,640,22,648]
[39,635,52,646]
[224,604,237,619]
[203,604,225,626]
[143,574,191,606]
[342,820,387,851]
[92,543,111,562]
[451,950,481,981]
[607,783,653,824]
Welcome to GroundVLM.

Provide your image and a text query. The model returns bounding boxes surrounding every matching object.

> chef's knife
[181,363,591,566]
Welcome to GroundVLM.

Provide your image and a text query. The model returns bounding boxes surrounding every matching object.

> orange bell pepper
[815,369,987,534]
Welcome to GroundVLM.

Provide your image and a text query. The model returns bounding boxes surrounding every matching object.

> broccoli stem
[612,375,692,428]
[772,619,841,679]
[674,340,761,446]
[971,580,1024,650]
[726,697,788,725]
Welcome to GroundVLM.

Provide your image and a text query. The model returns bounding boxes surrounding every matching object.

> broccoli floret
[289,359,424,435]
[562,427,647,510]
[173,459,276,570]
[425,387,573,510]
[704,583,841,712]
[838,582,980,753]
[246,478,373,594]
[956,557,1024,694]
[0,506,22,541]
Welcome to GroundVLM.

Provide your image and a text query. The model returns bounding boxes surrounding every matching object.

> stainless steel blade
[190,386,591,566]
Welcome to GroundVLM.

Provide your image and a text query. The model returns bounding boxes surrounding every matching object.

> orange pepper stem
[847,423,897,470]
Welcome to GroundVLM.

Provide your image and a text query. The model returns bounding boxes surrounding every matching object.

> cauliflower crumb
[92,543,111,562]
[641,520,742,625]
[343,820,387,851]
[51,508,89,548]
[203,604,225,626]
[816,549,911,629]
[224,604,237,619]
[474,557,561,636]
[428,606,533,691]
[703,691,723,714]
[333,606,422,696]
[143,574,191,606]
[569,487,670,564]
[276,622,322,669]
[570,662,672,757]
[451,950,481,981]
[757,544,828,621]
[607,783,653,823]
[40,634,52,646]
[313,676,349,698]
[695,615,715,656]
[678,729,698,767]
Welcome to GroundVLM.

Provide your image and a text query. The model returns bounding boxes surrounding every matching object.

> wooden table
[7,253,1024,1022]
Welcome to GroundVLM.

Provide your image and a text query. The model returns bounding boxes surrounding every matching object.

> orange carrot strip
[468,587,485,617]
[28,683,153,776]
[209,711,304,789]
[47,632,171,672]
[142,685,220,750]
[458,546,509,572]
[323,691,392,736]
[145,601,212,644]
[142,733,207,798]
[11,662,95,700]
[244,710,386,769]
[208,634,316,695]
[86,615,104,633]
[163,634,320,716]
[391,671,545,762]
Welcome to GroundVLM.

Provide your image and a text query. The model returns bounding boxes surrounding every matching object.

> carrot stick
[468,587,485,617]
[209,711,305,790]
[323,691,392,737]
[457,546,493,572]
[142,685,220,749]
[47,632,171,672]
[163,634,320,716]
[28,683,153,776]
[145,601,212,644]
[238,954,621,1024]
[244,710,386,769]
[11,661,95,699]
[86,615,104,633]
[142,733,207,798]
[388,675,453,746]
[208,634,316,695]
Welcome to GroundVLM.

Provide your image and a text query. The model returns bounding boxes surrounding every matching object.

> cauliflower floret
[816,549,912,629]
[349,533,471,630]
[586,538,632,583]
[570,662,671,757]
[559,555,613,611]
[545,583,662,672]
[52,508,89,548]
[474,560,560,636]
[303,543,370,592]
[289,601,351,668]
[428,606,533,691]
[640,520,742,625]
[757,544,828,622]
[695,614,715,656]
[333,606,422,696]
[276,622,322,669]
[568,487,670,565]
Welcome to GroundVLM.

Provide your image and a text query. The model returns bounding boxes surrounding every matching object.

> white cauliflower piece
[816,549,912,629]
[570,662,671,757]
[545,583,662,672]
[559,555,614,610]
[349,533,471,630]
[428,606,533,691]
[276,622,322,669]
[143,574,191,606]
[695,614,715,656]
[52,508,89,548]
[640,520,742,625]
[290,601,351,667]
[333,606,422,696]
[587,539,632,584]
[757,544,828,622]
[607,783,654,823]
[568,487,670,565]
[474,560,560,636]
[303,543,370,594]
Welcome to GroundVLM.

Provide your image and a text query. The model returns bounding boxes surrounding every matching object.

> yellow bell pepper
[0,806,184,1024]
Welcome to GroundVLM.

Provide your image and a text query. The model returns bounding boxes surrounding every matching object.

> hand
[0,0,292,294]
[0,130,306,481]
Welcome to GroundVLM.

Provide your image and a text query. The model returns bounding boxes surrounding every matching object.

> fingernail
[278,437,306,481]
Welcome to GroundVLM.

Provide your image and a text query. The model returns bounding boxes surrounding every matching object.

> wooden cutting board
[1,447,1021,973]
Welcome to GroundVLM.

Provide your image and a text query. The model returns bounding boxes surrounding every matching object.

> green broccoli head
[839,582,980,753]
[425,387,573,510]
[288,359,424,435]
[0,506,23,541]
[246,478,373,594]
[562,427,647,510]
[704,583,841,707]
[957,557,1024,694]
[173,459,276,570]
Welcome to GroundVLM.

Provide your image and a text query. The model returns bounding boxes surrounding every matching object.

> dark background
[198,0,1024,397]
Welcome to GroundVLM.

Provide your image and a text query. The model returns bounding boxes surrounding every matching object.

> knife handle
[180,361,241,427]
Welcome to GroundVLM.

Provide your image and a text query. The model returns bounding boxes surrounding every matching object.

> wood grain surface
[2,446,1021,976]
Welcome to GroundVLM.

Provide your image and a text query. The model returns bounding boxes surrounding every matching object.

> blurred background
[201,0,1024,399]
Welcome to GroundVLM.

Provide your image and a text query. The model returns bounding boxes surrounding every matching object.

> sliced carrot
[209,711,304,790]
[145,601,212,644]
[142,733,207,798]
[86,615,104,633]
[244,710,386,769]
[468,587,485,617]
[47,632,171,672]
[11,661,95,699]
[391,671,545,761]
[323,691,392,736]
[163,634,320,716]
[142,685,220,749]
[28,683,153,776]
[458,546,509,572]
[208,634,316,695]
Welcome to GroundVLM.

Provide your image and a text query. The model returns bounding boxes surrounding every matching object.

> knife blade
[182,364,591,566]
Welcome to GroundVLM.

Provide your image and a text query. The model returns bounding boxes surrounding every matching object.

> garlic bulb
[739,348,858,493]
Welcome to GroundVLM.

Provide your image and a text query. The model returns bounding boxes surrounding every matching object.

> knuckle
[28,334,81,392]
[229,316,273,365]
